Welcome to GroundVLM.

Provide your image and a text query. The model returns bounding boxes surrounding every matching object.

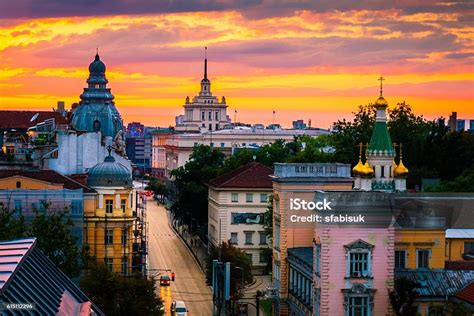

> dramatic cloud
[0,3,472,127]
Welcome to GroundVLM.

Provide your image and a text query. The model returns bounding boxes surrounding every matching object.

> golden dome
[394,160,409,178]
[360,161,374,178]
[375,96,388,109]
[352,159,365,176]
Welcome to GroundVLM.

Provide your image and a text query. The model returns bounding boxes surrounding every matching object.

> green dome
[87,154,132,188]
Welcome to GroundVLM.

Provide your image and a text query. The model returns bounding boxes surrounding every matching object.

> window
[121,229,127,246]
[428,305,444,316]
[380,165,385,178]
[349,252,368,277]
[259,232,267,245]
[417,249,430,269]
[208,111,212,120]
[104,258,113,271]
[215,124,219,130]
[230,233,238,245]
[210,142,214,148]
[70,200,82,215]
[464,242,474,253]
[14,199,22,216]
[231,193,238,203]
[259,251,267,263]
[246,253,253,263]
[105,199,113,214]
[121,199,126,212]
[215,111,219,120]
[16,181,21,188]
[121,257,128,275]
[348,296,369,316]
[245,232,254,245]
[201,111,205,120]
[395,250,407,269]
[220,142,225,148]
[105,229,114,245]
[209,123,212,131]
[246,193,253,203]
[260,193,268,203]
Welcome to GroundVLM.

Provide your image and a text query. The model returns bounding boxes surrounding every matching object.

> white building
[175,51,229,133]
[207,162,273,273]
[164,127,329,177]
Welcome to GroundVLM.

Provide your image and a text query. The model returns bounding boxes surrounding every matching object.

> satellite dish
[30,113,39,122]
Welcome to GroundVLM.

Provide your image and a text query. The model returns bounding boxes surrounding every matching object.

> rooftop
[446,229,474,239]
[455,282,474,305]
[207,162,273,189]
[288,247,313,268]
[0,169,95,193]
[0,110,68,129]
[396,269,474,298]
[0,238,103,315]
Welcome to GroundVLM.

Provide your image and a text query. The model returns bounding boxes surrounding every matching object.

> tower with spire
[71,52,124,141]
[177,47,229,133]
[352,77,408,192]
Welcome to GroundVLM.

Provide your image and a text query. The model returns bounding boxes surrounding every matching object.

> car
[159,275,171,286]
[171,300,188,316]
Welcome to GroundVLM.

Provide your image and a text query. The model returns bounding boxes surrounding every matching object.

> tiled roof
[0,238,103,315]
[396,269,474,298]
[455,281,474,305]
[0,110,68,129]
[207,162,273,189]
[0,169,95,193]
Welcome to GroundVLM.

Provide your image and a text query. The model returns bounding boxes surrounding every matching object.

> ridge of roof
[208,162,273,189]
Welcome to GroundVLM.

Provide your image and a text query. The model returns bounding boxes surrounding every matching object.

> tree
[427,165,474,192]
[389,277,419,316]
[0,203,27,240]
[205,241,253,296]
[262,194,274,239]
[29,205,82,277]
[146,177,167,202]
[80,264,163,315]
[170,145,225,227]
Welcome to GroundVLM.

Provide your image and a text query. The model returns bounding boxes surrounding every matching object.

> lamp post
[235,265,244,311]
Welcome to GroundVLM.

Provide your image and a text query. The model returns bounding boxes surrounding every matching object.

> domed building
[352,77,407,192]
[71,53,124,142]
[84,148,135,275]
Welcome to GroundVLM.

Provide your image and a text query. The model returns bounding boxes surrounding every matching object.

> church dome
[360,161,375,178]
[352,159,365,176]
[89,54,106,75]
[374,96,388,109]
[87,152,132,188]
[394,160,409,178]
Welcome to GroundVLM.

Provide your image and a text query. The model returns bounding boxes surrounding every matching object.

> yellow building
[395,229,446,269]
[85,151,135,275]
[446,228,474,262]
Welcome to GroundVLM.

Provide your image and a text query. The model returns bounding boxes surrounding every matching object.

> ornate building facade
[175,49,229,132]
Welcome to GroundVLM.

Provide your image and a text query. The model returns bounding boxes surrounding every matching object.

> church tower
[352,77,407,192]
[71,52,124,141]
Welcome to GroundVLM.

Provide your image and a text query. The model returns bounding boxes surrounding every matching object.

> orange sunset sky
[0,0,473,129]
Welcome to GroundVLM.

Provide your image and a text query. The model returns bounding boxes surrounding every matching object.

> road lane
[147,200,212,315]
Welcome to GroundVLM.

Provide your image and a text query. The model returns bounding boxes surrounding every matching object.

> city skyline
[0,1,473,128]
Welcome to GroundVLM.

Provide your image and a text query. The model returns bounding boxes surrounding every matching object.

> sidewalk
[241,275,272,316]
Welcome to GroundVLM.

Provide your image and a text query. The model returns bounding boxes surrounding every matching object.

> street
[147,199,213,316]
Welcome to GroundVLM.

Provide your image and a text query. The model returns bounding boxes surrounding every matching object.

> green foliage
[29,206,81,277]
[205,241,253,295]
[170,145,225,225]
[0,204,27,240]
[389,277,419,316]
[80,264,163,315]
[262,194,274,238]
[427,165,474,192]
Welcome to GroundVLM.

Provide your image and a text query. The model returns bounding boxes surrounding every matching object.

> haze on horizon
[0,0,473,128]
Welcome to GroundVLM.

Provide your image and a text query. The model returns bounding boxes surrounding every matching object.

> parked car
[159,275,171,286]
[171,300,188,316]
